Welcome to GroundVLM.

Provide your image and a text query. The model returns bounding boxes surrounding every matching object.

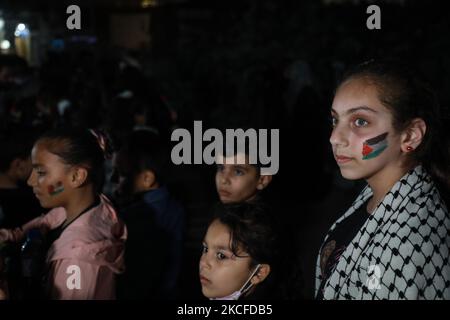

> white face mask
[210,264,261,301]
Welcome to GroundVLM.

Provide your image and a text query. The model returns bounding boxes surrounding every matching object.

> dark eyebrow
[202,239,230,251]
[331,106,378,116]
[202,241,230,251]
[232,165,249,171]
[32,163,45,168]
[213,245,231,252]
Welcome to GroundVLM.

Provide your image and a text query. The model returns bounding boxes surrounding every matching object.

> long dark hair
[338,59,450,199]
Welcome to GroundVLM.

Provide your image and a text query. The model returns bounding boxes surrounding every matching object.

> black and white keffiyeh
[315,165,450,299]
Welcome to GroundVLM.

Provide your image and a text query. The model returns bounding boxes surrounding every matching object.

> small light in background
[15,23,30,37]
[0,18,5,30]
[14,23,31,63]
[141,0,158,8]
[0,39,10,50]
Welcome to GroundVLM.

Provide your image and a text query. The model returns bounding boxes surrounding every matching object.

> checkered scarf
[315,165,450,299]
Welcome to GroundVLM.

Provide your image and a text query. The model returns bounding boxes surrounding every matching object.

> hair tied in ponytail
[88,129,112,159]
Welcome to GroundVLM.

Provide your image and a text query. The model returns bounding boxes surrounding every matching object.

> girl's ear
[400,118,427,153]
[256,175,272,190]
[71,166,89,188]
[250,264,271,285]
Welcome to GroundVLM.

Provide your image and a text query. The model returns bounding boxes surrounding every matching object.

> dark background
[1,0,449,299]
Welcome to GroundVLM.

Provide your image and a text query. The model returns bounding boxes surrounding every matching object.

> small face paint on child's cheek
[362,132,388,160]
[48,182,64,196]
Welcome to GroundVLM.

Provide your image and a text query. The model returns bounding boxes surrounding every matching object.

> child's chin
[38,199,56,209]
[220,197,235,204]
[201,288,213,299]
[37,199,49,207]
[339,168,364,180]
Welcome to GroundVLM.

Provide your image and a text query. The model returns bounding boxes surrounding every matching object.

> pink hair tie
[89,129,107,155]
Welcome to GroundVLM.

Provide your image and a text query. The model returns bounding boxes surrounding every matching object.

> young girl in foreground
[0,128,127,299]
[316,59,450,300]
[199,202,281,300]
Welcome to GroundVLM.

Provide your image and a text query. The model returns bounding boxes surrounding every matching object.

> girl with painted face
[199,202,280,300]
[316,59,450,300]
[0,128,127,299]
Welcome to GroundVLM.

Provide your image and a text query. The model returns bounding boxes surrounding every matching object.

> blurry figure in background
[107,51,174,145]
[0,55,29,91]
[283,59,313,118]
[32,89,58,131]
[0,128,127,299]
[112,129,185,299]
[0,130,45,299]
[107,94,173,151]
[291,85,333,198]
[0,55,37,133]
[6,88,61,134]
[132,99,161,135]
[0,242,9,300]
[0,63,13,89]
[0,130,43,228]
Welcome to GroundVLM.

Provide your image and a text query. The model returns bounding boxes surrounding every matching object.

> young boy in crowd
[112,129,185,299]
[0,131,44,228]
[215,139,273,204]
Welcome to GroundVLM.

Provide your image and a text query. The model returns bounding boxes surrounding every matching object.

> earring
[406,146,413,151]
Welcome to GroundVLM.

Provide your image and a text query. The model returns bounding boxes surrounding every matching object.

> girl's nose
[218,171,230,185]
[199,253,211,270]
[329,125,349,148]
[27,170,36,187]
[221,175,229,185]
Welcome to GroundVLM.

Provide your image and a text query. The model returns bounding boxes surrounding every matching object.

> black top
[316,200,370,300]
[0,186,44,228]
[117,202,170,299]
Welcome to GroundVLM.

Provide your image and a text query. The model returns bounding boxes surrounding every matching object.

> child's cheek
[48,181,65,196]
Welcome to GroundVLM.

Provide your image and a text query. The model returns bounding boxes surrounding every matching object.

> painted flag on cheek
[362,132,388,160]
[48,182,64,196]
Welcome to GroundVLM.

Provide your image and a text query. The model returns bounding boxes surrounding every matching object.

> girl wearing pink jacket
[0,128,127,300]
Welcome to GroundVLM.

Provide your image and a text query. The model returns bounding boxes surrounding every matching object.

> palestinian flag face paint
[48,181,64,196]
[362,132,388,160]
